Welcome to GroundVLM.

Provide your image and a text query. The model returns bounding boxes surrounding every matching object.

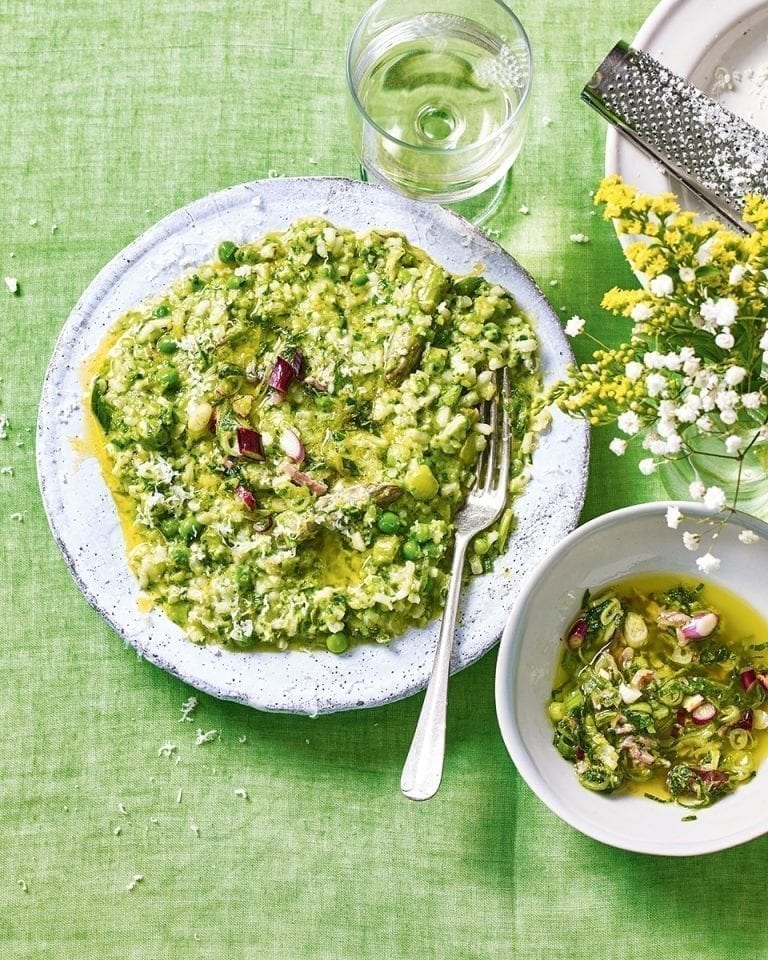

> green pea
[350,269,369,286]
[153,304,170,317]
[376,511,401,534]
[326,632,349,654]
[160,519,179,539]
[482,322,501,342]
[218,240,239,263]
[235,565,252,591]
[171,546,190,565]
[315,394,334,412]
[157,338,178,355]
[227,274,246,289]
[473,536,490,556]
[158,364,181,393]
[179,518,203,543]
[402,539,422,561]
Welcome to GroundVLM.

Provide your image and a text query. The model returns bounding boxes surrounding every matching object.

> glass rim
[345,0,533,156]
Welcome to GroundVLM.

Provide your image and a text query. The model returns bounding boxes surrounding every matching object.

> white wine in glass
[346,0,532,224]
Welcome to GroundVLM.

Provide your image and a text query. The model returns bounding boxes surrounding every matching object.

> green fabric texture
[2,1,765,958]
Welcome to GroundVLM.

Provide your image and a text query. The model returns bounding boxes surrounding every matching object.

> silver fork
[401,367,512,801]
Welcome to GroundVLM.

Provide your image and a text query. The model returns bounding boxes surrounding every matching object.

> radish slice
[679,612,719,641]
[268,356,297,393]
[566,618,587,649]
[236,426,264,460]
[741,669,757,691]
[734,710,754,731]
[235,485,256,511]
[281,462,328,495]
[692,702,716,725]
[289,349,305,380]
[695,768,729,786]
[280,427,305,463]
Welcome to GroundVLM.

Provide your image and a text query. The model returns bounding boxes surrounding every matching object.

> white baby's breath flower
[720,407,738,425]
[564,315,585,337]
[649,274,674,297]
[739,529,759,544]
[715,331,735,350]
[666,504,683,529]
[630,303,653,322]
[728,264,746,285]
[609,437,628,456]
[617,411,641,436]
[683,531,701,551]
[645,436,668,456]
[695,236,716,264]
[689,480,706,500]
[703,485,727,511]
[724,434,745,454]
[724,365,747,386]
[701,298,737,332]
[638,458,656,475]
[696,415,713,432]
[645,373,667,397]
[696,552,721,574]
[741,392,761,409]
[679,266,696,283]
[715,389,739,412]
[665,433,683,454]
[643,351,664,369]
[624,360,643,381]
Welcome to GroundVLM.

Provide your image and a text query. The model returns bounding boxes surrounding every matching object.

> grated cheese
[179,696,198,722]
[194,728,218,745]
[569,233,590,244]
[4,276,18,294]
[158,742,177,758]
[234,788,248,800]
[126,874,143,892]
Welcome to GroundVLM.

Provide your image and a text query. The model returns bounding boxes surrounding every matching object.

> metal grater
[582,41,768,232]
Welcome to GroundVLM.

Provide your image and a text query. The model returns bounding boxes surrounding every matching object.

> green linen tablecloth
[2,1,765,958]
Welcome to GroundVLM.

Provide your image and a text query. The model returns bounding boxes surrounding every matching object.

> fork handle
[400,533,470,801]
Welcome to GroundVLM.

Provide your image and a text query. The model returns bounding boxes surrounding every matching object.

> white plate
[607,0,768,208]
[37,177,588,715]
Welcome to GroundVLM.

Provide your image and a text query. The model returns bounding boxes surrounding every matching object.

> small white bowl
[495,502,768,856]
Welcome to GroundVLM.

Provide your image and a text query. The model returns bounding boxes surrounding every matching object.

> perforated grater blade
[582,41,768,233]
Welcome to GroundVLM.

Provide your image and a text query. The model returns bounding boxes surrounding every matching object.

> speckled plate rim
[37,176,588,716]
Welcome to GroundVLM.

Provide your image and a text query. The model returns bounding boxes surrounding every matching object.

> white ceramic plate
[496,502,768,856]
[37,177,588,715]
[607,0,768,209]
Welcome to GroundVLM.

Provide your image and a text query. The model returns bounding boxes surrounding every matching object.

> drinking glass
[346,0,533,225]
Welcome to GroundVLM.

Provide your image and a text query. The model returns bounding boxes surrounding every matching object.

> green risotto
[89,218,541,651]
[549,575,768,807]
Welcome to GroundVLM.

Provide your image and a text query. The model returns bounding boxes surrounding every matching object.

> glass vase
[660,429,768,520]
